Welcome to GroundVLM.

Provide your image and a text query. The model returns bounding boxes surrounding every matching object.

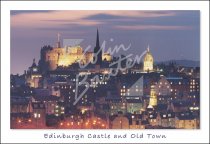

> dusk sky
[11,10,200,74]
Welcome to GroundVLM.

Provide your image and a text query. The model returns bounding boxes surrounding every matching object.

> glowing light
[60,122,63,126]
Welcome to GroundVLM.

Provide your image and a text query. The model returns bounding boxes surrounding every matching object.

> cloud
[115,25,193,31]
[11,10,177,29]
[10,10,54,16]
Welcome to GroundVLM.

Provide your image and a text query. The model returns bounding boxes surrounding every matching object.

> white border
[1,1,209,143]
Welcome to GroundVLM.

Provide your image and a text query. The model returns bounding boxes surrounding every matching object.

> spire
[147,44,150,52]
[94,29,102,65]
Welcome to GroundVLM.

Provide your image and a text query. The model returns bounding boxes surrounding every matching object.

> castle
[26,29,155,87]
[45,29,112,70]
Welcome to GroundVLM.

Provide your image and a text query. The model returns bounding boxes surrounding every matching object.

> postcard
[1,1,209,143]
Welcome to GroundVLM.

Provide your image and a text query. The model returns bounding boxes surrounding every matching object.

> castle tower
[143,45,154,72]
[93,29,102,65]
[149,85,157,107]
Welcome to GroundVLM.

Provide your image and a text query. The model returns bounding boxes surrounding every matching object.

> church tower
[143,45,154,72]
[149,85,157,107]
[93,29,102,65]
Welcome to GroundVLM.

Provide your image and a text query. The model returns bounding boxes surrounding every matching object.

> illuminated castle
[45,30,112,70]
[143,45,154,72]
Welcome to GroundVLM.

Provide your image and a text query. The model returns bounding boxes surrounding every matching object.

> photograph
[10,10,200,129]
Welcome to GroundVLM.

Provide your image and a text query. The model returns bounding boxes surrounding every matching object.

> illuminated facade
[155,75,171,96]
[45,30,112,70]
[143,46,154,72]
[26,59,42,88]
[149,85,157,107]
[46,46,87,70]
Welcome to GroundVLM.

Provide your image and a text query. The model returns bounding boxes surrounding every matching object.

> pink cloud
[115,25,193,30]
[11,10,177,28]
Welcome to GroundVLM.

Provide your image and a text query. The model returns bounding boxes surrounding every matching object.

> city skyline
[10,10,200,130]
[11,10,200,74]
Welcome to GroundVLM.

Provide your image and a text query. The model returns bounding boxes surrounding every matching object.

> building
[175,112,199,129]
[189,78,199,93]
[32,95,60,115]
[111,112,129,129]
[148,112,158,126]
[93,29,102,66]
[11,96,31,113]
[118,74,144,99]
[157,111,175,128]
[149,85,157,107]
[25,59,42,88]
[32,102,46,128]
[143,46,154,72]
[166,77,190,100]
[128,114,143,129]
[43,30,111,70]
[155,75,171,96]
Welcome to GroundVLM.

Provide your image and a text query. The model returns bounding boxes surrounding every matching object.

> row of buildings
[10,29,200,129]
